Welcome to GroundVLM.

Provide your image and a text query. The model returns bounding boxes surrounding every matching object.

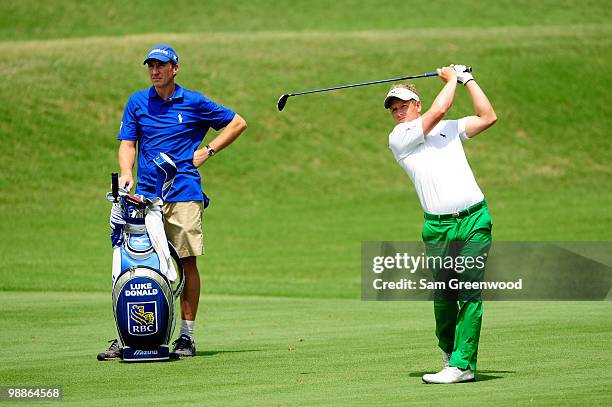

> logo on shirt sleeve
[177,114,183,124]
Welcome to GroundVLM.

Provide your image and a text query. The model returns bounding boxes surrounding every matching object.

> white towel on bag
[145,197,177,282]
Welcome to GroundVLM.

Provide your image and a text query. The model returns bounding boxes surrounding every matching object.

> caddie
[98,44,247,359]
[383,65,496,383]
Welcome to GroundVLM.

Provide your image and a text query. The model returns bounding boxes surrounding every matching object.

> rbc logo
[128,302,158,336]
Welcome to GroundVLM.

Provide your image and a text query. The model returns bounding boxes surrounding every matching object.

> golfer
[383,65,496,383]
[99,44,247,359]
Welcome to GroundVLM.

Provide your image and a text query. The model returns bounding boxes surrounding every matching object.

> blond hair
[390,83,418,95]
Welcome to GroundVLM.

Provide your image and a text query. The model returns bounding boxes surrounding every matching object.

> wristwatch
[205,145,216,157]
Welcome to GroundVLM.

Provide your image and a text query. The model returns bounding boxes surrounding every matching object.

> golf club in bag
[106,153,184,362]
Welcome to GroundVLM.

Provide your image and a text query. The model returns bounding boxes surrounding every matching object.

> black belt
[424,200,486,221]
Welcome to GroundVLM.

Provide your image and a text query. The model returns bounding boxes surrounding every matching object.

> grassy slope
[1,0,611,41]
[0,25,610,294]
[1,293,610,406]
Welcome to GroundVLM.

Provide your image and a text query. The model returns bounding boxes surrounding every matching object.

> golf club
[277,67,471,111]
[112,173,119,203]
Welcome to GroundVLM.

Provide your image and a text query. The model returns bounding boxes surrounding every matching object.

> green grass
[1,0,610,41]
[1,293,610,406]
[0,1,611,405]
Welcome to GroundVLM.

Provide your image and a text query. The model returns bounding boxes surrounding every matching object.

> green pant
[422,201,493,372]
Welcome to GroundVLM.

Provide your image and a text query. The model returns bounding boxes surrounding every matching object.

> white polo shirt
[388,117,484,215]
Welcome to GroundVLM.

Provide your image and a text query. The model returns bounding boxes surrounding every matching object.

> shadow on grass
[474,370,514,382]
[115,350,262,362]
[409,369,514,382]
[118,358,181,364]
[197,349,262,357]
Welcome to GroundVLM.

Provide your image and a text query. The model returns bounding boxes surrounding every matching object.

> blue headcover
[153,153,177,201]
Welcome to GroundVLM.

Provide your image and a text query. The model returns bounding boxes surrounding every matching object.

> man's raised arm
[453,65,497,138]
[420,67,458,135]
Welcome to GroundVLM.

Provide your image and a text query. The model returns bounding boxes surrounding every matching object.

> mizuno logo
[130,236,149,246]
[178,114,183,123]
[134,349,158,355]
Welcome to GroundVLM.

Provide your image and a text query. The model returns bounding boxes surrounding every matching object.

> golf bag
[107,153,184,362]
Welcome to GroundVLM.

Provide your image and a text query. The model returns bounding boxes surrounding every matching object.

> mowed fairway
[1,293,611,406]
[0,1,611,406]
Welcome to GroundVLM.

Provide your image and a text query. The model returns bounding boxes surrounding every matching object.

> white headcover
[145,198,178,282]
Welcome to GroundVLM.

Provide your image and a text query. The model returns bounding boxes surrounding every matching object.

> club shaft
[289,72,438,97]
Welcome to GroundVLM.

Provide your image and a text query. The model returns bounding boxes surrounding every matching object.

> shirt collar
[148,84,184,103]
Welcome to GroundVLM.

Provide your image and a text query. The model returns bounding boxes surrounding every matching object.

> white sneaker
[443,352,451,368]
[422,367,475,384]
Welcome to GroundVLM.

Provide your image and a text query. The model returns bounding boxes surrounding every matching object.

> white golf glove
[452,64,474,85]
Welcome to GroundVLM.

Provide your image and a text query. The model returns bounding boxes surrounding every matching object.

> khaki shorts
[163,201,204,258]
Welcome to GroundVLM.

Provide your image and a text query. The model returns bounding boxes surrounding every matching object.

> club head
[277,94,290,111]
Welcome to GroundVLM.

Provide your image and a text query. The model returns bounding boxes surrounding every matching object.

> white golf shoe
[422,367,475,384]
[443,352,451,368]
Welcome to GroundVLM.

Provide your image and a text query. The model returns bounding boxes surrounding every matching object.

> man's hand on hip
[192,149,210,168]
